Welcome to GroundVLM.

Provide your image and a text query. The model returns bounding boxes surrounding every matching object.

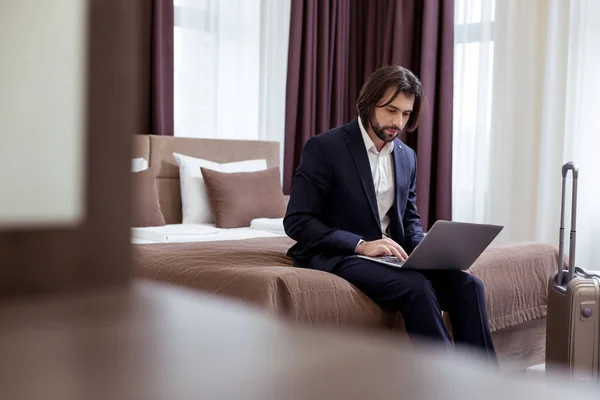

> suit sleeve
[283,136,362,254]
[402,150,425,253]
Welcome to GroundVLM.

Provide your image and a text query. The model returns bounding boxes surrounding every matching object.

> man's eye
[387,108,397,113]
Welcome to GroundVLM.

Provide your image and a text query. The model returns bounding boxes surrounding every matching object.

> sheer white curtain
[174,0,290,147]
[486,0,560,244]
[258,0,291,173]
[560,0,600,269]
[453,0,600,267]
[452,0,495,224]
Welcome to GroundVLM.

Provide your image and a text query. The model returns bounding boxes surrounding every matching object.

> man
[283,65,497,363]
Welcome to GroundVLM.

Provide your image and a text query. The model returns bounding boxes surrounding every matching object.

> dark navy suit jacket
[283,118,425,272]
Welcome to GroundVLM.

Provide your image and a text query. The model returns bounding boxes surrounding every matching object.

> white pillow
[173,152,267,224]
[132,157,148,172]
[250,218,285,236]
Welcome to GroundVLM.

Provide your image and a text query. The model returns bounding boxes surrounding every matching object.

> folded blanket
[131,224,220,242]
[250,218,286,235]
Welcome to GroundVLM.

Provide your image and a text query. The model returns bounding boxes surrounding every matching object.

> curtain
[174,0,259,139]
[173,0,291,152]
[283,0,352,195]
[258,0,293,178]
[283,0,454,229]
[487,0,557,244]
[559,0,600,269]
[453,0,600,268]
[141,0,174,136]
[452,0,494,224]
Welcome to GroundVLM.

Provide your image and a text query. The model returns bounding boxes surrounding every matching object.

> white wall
[0,1,86,227]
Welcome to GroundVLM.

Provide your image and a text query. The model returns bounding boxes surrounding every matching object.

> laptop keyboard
[379,256,405,266]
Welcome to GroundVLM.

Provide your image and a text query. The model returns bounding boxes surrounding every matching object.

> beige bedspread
[133,238,559,333]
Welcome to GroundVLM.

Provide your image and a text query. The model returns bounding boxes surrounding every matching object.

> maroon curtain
[284,0,351,193]
[141,0,174,136]
[283,0,454,229]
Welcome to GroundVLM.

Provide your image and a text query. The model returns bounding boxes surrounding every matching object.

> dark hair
[356,65,425,132]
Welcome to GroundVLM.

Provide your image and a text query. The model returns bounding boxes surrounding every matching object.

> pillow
[131,157,148,172]
[201,167,285,228]
[173,152,267,224]
[131,167,166,227]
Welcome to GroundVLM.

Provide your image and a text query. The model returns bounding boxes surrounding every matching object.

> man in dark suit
[284,65,497,364]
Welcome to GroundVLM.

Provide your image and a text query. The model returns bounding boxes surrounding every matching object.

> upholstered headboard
[132,135,150,160]
[132,135,280,224]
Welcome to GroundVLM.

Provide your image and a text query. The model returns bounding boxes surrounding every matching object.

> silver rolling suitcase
[546,162,600,380]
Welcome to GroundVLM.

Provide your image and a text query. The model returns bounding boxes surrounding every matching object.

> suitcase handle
[557,162,579,286]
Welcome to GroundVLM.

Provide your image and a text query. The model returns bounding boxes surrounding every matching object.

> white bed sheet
[131,223,219,243]
[131,222,286,244]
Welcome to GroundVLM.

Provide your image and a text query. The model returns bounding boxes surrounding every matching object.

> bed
[131,134,558,371]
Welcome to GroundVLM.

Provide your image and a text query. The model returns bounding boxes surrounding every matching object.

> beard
[369,115,401,142]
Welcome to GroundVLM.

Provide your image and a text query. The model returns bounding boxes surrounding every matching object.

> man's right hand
[356,238,408,260]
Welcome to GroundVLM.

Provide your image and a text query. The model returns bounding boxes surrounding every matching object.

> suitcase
[546,162,600,380]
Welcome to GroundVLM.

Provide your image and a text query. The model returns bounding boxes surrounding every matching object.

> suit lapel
[343,119,381,231]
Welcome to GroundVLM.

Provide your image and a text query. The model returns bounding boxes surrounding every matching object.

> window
[174,0,261,139]
[452,0,495,223]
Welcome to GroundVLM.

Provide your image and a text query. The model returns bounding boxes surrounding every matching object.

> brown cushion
[131,168,166,227]
[201,167,285,228]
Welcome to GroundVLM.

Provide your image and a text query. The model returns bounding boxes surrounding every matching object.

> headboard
[133,135,149,159]
[133,135,280,224]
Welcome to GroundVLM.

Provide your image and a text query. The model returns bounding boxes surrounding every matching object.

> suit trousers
[334,256,498,364]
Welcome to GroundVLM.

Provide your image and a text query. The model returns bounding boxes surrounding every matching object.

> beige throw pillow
[201,167,285,228]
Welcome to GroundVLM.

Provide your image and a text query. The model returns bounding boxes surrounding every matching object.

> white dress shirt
[358,117,396,236]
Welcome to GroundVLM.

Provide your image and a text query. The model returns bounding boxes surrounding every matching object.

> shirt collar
[358,116,395,155]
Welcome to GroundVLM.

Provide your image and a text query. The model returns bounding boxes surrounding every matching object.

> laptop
[357,220,503,270]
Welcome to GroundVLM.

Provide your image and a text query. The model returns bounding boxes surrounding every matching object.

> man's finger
[383,238,408,260]
[384,238,402,251]
[378,245,393,257]
[389,246,405,261]
[398,246,408,260]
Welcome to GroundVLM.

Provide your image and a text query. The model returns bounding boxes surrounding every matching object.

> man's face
[369,91,415,143]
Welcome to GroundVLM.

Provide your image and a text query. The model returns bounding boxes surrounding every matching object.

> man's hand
[356,238,408,260]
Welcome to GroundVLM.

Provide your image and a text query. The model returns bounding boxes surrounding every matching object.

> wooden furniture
[0,0,144,297]
[0,280,596,400]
